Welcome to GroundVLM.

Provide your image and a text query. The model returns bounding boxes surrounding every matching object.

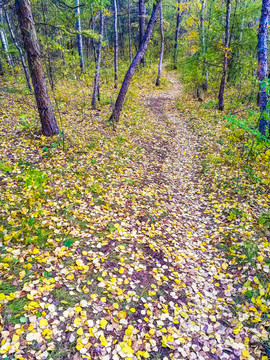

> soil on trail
[135,73,252,359]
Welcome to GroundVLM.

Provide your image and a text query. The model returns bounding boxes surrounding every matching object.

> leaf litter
[0,69,269,360]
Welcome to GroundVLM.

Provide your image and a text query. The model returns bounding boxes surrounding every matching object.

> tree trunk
[75,0,85,73]
[0,57,4,75]
[156,1,164,86]
[5,8,32,91]
[258,0,270,135]
[201,0,208,90]
[15,0,59,136]
[109,0,161,123]
[173,5,184,69]
[139,0,145,65]
[128,0,132,62]
[239,1,246,43]
[218,0,232,111]
[41,1,54,91]
[92,10,104,109]
[0,8,13,67]
[114,0,119,88]
[90,5,97,63]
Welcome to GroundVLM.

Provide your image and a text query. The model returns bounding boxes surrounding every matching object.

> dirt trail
[138,72,250,360]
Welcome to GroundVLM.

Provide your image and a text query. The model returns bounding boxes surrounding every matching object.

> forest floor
[0,68,269,360]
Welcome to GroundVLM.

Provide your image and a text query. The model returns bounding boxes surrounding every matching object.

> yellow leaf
[12,334,19,342]
[21,207,28,215]
[100,335,107,346]
[149,329,155,335]
[257,255,263,262]
[100,319,107,329]
[130,308,135,313]
[27,294,34,300]
[118,311,126,319]
[222,262,228,270]
[39,319,48,328]
[122,345,133,354]
[32,248,39,255]
[74,318,81,326]
[242,349,249,358]
[0,293,5,301]
[113,303,119,309]
[77,327,83,336]
[125,325,134,336]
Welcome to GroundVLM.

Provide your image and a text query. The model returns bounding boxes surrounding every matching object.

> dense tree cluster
[0,0,269,135]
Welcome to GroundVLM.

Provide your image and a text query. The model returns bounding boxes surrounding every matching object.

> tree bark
[139,0,145,65]
[0,57,4,75]
[0,8,13,67]
[128,0,132,62]
[173,5,184,69]
[218,0,232,111]
[156,1,164,86]
[5,8,32,91]
[75,0,85,73]
[114,0,119,88]
[201,0,208,90]
[258,0,270,135]
[90,5,97,63]
[109,0,161,123]
[41,1,54,91]
[15,0,59,136]
[92,10,104,109]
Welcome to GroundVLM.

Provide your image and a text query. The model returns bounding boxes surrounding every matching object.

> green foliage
[258,213,270,229]
[17,114,38,132]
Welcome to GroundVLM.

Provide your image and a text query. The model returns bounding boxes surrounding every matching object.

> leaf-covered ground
[0,69,269,360]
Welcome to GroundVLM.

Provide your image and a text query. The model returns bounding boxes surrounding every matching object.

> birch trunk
[0,8,13,67]
[15,0,59,136]
[109,0,161,123]
[258,0,270,135]
[75,0,85,73]
[92,10,104,109]
[218,0,232,111]
[128,0,132,62]
[201,0,208,90]
[5,8,32,91]
[156,1,164,86]
[173,5,184,69]
[139,0,145,65]
[114,0,119,88]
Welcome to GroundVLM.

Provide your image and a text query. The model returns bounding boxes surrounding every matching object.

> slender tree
[90,4,97,63]
[218,0,232,111]
[0,57,3,75]
[139,0,145,65]
[109,0,161,123]
[128,0,132,62]
[5,8,32,91]
[0,8,12,67]
[41,1,55,91]
[113,0,118,88]
[75,0,85,73]
[92,10,104,109]
[15,0,59,136]
[201,0,208,90]
[258,0,270,135]
[173,3,184,69]
[156,0,164,86]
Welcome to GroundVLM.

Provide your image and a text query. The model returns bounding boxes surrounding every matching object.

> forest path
[135,71,250,359]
